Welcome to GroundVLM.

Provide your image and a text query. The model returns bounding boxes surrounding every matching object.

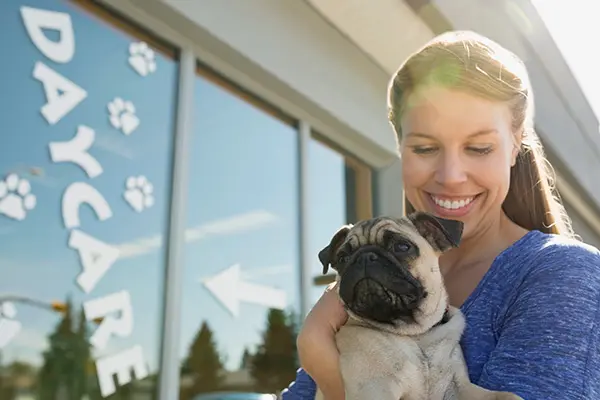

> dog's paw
[128,41,157,77]
[0,174,37,221]
[124,175,154,213]
[108,97,140,135]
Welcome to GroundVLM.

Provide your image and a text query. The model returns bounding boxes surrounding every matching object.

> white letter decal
[96,345,149,397]
[84,291,134,350]
[20,6,75,63]
[69,230,120,294]
[62,182,112,229]
[49,125,102,178]
[33,62,87,125]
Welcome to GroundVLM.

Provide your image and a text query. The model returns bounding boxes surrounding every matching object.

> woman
[281,31,600,400]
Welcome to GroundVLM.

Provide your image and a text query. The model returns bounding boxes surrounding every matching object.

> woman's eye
[411,146,437,155]
[467,146,493,155]
[411,145,492,155]
[394,242,411,253]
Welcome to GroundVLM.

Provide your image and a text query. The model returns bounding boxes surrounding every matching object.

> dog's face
[318,212,463,335]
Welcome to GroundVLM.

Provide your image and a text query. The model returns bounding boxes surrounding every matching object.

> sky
[0,0,349,387]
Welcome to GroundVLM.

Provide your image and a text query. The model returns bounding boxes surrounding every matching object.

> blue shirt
[281,230,600,399]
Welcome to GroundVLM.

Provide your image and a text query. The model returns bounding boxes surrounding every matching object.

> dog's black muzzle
[339,246,426,324]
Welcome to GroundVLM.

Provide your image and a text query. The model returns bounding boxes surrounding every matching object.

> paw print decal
[107,97,140,136]
[124,175,154,213]
[0,302,21,349]
[128,41,157,77]
[0,174,37,221]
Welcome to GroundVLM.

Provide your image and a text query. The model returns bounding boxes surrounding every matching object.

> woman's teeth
[431,195,474,210]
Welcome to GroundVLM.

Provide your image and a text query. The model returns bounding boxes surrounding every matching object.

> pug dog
[313,212,522,400]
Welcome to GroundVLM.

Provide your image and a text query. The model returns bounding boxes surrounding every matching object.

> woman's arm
[477,243,600,399]
[281,285,348,400]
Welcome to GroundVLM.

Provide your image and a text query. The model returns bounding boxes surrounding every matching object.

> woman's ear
[511,145,520,167]
[511,130,523,167]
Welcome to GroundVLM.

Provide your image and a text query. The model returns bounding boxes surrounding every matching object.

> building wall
[565,202,600,248]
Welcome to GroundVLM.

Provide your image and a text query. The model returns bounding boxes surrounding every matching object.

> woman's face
[399,86,519,239]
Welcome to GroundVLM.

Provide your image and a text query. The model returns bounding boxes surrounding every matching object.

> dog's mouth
[339,248,426,325]
[346,279,426,324]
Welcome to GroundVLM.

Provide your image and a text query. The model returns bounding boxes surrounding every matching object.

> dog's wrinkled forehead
[318,212,464,275]
[344,217,414,248]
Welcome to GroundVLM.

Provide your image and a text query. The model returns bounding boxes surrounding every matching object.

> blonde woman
[282,31,600,400]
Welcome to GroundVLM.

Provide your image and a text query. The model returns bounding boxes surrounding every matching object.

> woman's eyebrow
[405,129,498,139]
[467,129,498,138]
[404,132,435,140]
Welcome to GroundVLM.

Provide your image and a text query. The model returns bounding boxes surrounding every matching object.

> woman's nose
[434,152,468,186]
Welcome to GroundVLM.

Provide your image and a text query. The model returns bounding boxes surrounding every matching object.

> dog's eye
[394,242,411,253]
[339,255,350,264]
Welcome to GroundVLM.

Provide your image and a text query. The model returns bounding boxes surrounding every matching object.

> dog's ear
[318,225,352,275]
[408,212,464,253]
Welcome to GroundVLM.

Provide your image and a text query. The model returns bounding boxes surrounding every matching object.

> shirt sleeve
[477,242,600,399]
[280,368,317,399]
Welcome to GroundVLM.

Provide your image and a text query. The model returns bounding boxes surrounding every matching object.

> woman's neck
[439,212,528,275]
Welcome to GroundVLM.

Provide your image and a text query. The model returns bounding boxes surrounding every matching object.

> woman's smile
[425,192,483,218]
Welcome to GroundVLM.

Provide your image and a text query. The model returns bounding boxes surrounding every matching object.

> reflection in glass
[307,138,348,306]
[0,0,177,398]
[307,136,373,305]
[178,71,301,398]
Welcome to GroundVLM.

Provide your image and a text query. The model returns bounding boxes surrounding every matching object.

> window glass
[307,139,348,305]
[307,136,373,305]
[0,1,177,399]
[178,71,301,398]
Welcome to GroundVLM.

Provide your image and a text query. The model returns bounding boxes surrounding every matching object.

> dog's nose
[357,252,379,264]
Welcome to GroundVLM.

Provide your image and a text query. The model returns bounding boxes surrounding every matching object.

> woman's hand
[297,282,349,400]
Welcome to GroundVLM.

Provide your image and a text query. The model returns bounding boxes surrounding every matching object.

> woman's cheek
[402,154,432,183]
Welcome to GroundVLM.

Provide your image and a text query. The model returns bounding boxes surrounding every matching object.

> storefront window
[178,69,301,398]
[307,135,373,305]
[0,0,177,398]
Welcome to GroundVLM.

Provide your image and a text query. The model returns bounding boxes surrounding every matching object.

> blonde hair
[387,30,575,238]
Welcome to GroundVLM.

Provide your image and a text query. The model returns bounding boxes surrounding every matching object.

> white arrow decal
[202,264,287,318]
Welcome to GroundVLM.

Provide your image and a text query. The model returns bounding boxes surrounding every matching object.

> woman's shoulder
[501,229,600,280]
[499,230,600,310]
[480,231,600,400]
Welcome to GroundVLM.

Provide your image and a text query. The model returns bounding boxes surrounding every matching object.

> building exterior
[1,0,599,399]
